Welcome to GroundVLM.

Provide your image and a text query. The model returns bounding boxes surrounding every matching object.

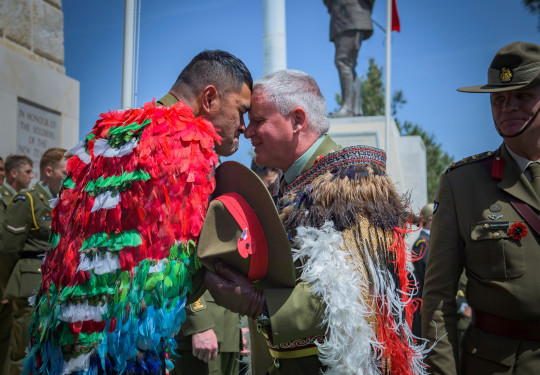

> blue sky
[64,0,539,167]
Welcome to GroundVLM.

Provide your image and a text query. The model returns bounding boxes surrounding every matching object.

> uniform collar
[421,228,431,235]
[2,183,16,195]
[36,181,54,199]
[157,93,179,107]
[284,135,326,184]
[505,145,540,173]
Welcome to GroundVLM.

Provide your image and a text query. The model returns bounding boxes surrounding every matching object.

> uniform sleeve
[181,292,215,337]
[264,282,326,345]
[0,194,31,291]
[422,173,464,375]
[2,193,32,253]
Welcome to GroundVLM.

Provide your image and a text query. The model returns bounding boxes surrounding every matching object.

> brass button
[471,348,478,354]
[493,232,500,238]
[37,268,41,272]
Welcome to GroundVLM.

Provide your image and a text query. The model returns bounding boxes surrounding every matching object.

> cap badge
[499,67,513,83]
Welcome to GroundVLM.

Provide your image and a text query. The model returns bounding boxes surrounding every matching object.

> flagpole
[385,0,392,155]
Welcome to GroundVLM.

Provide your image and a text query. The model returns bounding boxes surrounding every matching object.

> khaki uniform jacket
[177,290,240,353]
[250,136,342,375]
[1,182,52,300]
[422,144,540,374]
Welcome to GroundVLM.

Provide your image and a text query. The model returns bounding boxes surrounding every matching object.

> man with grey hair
[205,69,425,374]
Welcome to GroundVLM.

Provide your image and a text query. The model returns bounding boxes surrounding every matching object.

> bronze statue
[324,0,375,117]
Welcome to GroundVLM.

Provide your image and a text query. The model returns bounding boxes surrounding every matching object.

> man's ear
[291,107,307,134]
[45,166,53,178]
[199,85,218,116]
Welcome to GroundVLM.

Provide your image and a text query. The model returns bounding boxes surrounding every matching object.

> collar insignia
[499,67,513,83]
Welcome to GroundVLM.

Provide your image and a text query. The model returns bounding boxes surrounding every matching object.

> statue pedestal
[328,116,427,215]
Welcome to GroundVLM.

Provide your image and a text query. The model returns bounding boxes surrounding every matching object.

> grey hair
[253,70,329,134]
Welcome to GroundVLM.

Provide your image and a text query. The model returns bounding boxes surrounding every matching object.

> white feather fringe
[293,221,428,375]
[49,197,59,209]
[90,190,121,213]
[61,349,95,375]
[66,141,91,165]
[77,252,121,275]
[58,301,107,322]
[294,222,379,375]
[94,138,138,158]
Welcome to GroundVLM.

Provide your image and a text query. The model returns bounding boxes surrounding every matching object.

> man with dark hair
[0,157,5,187]
[161,49,253,156]
[1,148,67,374]
[159,49,251,375]
[1,155,34,207]
[25,50,252,374]
[205,69,425,374]
[423,41,540,374]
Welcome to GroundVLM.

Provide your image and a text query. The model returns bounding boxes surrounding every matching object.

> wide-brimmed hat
[197,161,296,288]
[458,41,540,93]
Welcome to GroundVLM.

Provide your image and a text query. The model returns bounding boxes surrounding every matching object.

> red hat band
[214,192,269,281]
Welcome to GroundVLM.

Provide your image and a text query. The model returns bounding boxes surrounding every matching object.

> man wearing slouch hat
[422,41,540,374]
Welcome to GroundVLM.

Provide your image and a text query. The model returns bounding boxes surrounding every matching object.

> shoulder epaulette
[444,151,494,174]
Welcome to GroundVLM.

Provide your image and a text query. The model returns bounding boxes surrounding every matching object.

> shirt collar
[421,228,431,235]
[3,183,16,195]
[284,135,325,184]
[506,146,540,172]
[38,181,54,199]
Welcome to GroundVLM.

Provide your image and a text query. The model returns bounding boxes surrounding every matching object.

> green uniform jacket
[1,182,52,300]
[252,136,341,375]
[422,144,540,374]
[176,290,240,353]
[0,183,16,244]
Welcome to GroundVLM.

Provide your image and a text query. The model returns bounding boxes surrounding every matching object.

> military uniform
[0,183,16,371]
[251,136,424,374]
[170,291,241,375]
[1,181,53,375]
[411,228,429,338]
[422,144,540,374]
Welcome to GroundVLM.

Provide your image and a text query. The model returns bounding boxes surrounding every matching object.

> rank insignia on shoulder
[12,195,27,203]
[188,298,206,312]
[445,151,494,173]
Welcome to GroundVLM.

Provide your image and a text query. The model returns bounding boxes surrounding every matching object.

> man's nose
[244,123,253,139]
[502,95,519,111]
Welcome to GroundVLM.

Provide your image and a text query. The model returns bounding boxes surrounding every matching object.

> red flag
[392,0,401,32]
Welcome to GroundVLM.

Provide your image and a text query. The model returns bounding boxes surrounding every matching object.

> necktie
[528,162,540,196]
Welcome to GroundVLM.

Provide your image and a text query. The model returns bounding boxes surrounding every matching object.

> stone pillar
[262,0,287,75]
[0,0,79,181]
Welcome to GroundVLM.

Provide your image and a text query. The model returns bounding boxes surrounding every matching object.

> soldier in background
[411,203,433,338]
[0,155,34,206]
[1,148,66,374]
[0,155,33,372]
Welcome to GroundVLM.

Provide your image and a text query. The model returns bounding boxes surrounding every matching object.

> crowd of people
[0,40,538,375]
